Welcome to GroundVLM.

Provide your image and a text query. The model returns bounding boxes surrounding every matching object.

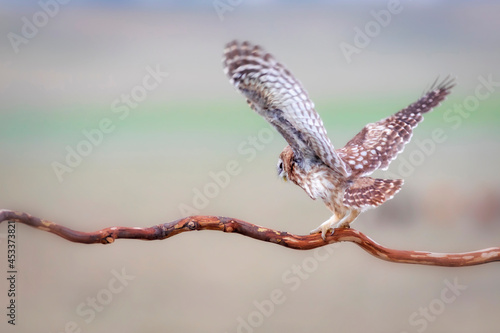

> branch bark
[1,209,499,267]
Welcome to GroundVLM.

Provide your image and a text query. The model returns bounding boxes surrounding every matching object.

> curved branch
[1,209,499,267]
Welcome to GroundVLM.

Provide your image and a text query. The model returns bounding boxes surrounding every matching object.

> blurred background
[1,1,500,332]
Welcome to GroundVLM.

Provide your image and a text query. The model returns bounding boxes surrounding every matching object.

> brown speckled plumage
[223,40,454,239]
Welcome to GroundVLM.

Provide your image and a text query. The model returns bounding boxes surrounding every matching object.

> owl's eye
[277,160,284,173]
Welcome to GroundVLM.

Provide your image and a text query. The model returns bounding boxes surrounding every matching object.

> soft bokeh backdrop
[1,1,500,332]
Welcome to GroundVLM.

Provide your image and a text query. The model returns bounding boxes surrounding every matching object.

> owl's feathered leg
[310,214,340,240]
[310,210,361,240]
[333,209,360,230]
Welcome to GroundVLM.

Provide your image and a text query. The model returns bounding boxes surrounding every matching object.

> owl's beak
[279,171,288,182]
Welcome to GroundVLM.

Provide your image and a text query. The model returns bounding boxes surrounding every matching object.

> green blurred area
[3,95,500,139]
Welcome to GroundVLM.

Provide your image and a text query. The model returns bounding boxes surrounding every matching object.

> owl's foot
[310,216,339,240]
[310,214,355,240]
[334,220,351,230]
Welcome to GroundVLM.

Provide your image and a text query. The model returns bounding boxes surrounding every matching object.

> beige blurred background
[1,1,500,332]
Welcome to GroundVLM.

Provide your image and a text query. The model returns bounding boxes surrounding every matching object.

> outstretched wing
[223,40,350,177]
[336,77,455,177]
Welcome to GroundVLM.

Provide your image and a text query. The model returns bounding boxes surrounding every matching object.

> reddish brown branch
[1,209,499,267]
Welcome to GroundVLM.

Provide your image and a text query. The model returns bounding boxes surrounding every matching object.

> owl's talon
[310,217,354,240]
[329,224,350,235]
[335,221,351,230]
[310,219,337,240]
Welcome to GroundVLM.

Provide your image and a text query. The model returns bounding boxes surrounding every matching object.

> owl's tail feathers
[343,177,403,209]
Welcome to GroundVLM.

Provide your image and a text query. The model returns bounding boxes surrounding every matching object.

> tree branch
[1,209,499,267]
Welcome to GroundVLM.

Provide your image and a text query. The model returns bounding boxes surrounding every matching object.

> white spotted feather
[223,40,350,177]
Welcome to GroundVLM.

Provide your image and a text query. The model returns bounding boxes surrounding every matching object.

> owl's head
[277,145,294,182]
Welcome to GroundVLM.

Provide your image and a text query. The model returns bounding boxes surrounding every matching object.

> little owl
[222,40,454,239]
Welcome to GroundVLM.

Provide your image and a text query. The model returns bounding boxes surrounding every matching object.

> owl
[222,40,454,239]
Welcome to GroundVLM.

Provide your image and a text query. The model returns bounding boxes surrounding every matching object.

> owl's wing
[223,40,350,177]
[336,77,455,178]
